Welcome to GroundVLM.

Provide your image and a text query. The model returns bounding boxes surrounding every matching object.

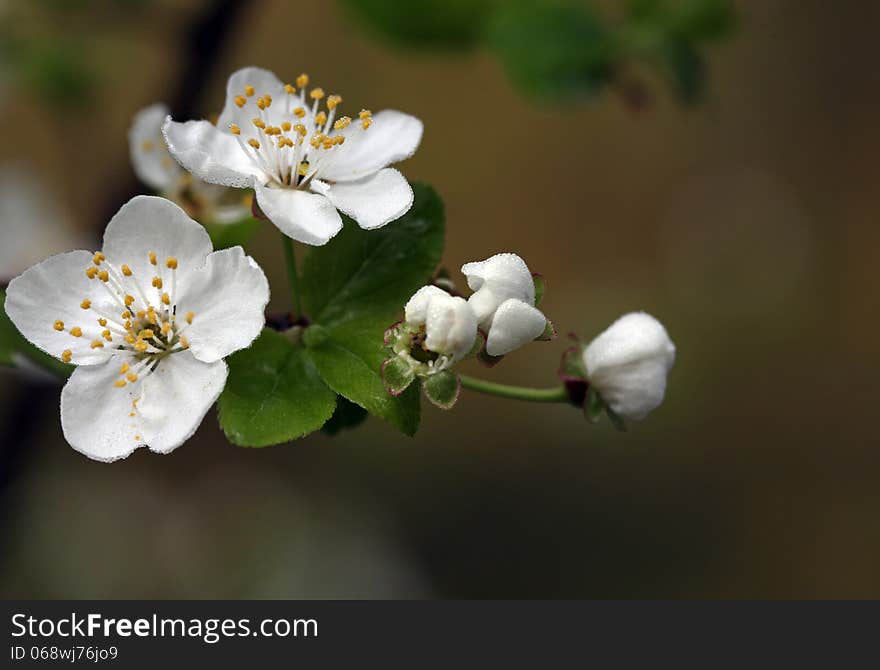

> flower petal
[128,103,180,191]
[216,66,286,131]
[317,110,423,182]
[101,196,213,292]
[5,250,116,366]
[312,168,413,230]
[254,183,342,246]
[60,350,227,462]
[462,253,536,329]
[485,298,547,356]
[404,285,449,326]
[175,247,269,363]
[163,118,265,188]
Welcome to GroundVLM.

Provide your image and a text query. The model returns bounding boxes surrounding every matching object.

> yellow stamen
[85,267,98,279]
[114,380,127,388]
[180,336,190,349]
[149,252,157,265]
[136,310,146,319]
[138,329,154,340]
[121,265,132,276]
[97,270,109,282]
[98,318,108,327]
[126,373,138,383]
[293,107,306,118]
[161,322,172,336]
[229,124,241,135]
[152,277,163,289]
[361,118,372,129]
[296,73,309,88]
[293,123,307,137]
[298,161,310,176]
[244,84,255,97]
[124,295,135,307]
[234,95,246,108]
[281,121,292,132]
[53,320,65,331]
[327,94,342,110]
[119,363,129,374]
[334,116,351,130]
[256,97,266,110]
[310,87,325,100]
[69,327,82,337]
[80,299,91,309]
[61,350,72,363]
[315,111,327,127]
[90,340,104,349]
[102,329,112,342]
[185,311,195,324]
[166,257,178,270]
[161,292,170,305]
[134,339,148,352]
[284,83,296,94]
[252,118,266,129]
[93,252,105,265]
[125,334,136,344]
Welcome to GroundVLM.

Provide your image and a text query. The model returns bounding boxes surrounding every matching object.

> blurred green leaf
[338,0,494,49]
[0,290,73,377]
[321,395,368,436]
[19,39,94,106]
[487,0,614,101]
[301,182,445,329]
[662,39,705,103]
[205,217,262,251]
[668,0,736,41]
[218,329,337,447]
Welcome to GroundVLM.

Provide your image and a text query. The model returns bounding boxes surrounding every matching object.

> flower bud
[582,312,676,421]
[399,285,478,368]
[461,253,547,356]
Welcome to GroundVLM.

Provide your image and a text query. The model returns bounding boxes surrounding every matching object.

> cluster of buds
[382,253,553,409]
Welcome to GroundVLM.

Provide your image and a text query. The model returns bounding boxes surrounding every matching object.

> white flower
[130,103,251,225]
[583,312,676,421]
[163,67,423,246]
[4,196,269,461]
[404,285,478,365]
[461,252,547,356]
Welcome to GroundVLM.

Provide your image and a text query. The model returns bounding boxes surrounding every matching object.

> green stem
[459,375,569,404]
[282,235,303,318]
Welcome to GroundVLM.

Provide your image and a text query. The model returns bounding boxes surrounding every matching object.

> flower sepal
[532,273,546,306]
[381,356,416,396]
[422,370,461,410]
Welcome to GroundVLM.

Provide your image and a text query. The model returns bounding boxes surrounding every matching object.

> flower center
[225,73,372,189]
[56,251,197,389]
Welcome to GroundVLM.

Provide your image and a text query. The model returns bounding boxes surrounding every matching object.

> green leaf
[218,329,337,447]
[321,396,368,436]
[205,217,262,250]
[338,0,494,50]
[487,0,615,101]
[381,356,415,395]
[422,371,461,410]
[301,182,445,329]
[0,290,73,377]
[305,316,421,436]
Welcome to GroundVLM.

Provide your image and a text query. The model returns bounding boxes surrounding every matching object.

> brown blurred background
[1,0,879,598]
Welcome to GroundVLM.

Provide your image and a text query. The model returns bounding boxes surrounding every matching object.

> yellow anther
[180,336,190,349]
[252,118,266,129]
[152,276,163,289]
[185,311,195,324]
[166,257,178,270]
[126,373,138,383]
[69,327,82,337]
[161,322,172,336]
[264,94,272,106]
[98,318,108,327]
[298,161,310,176]
[234,95,246,108]
[244,84,255,97]
[124,294,135,307]
[136,310,146,319]
[53,320,65,331]
[161,292,170,305]
[134,339,148,352]
[134,435,141,441]
[334,116,351,130]
[85,267,98,279]
[114,380,127,388]
[293,107,306,118]
[229,123,241,135]
[322,137,334,150]
[334,135,346,145]
[284,83,296,95]
[123,320,131,330]
[296,73,309,88]
[281,121,292,132]
[359,109,372,119]
[119,362,129,374]
[141,140,155,152]
[102,329,112,342]
[93,252,105,265]
[129,412,135,417]
[248,138,260,150]
[61,350,72,363]
[361,118,372,129]
[147,311,157,325]
[315,111,327,127]
[327,94,342,110]
[138,329,155,340]
[149,251,157,265]
[121,312,130,320]
[125,334,136,344]
[256,97,267,110]
[97,270,109,282]
[310,87,325,100]
[90,340,104,349]
[293,123,307,137]
[80,299,91,309]
[121,264,132,276]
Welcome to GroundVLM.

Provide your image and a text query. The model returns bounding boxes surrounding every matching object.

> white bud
[461,252,546,356]
[404,285,448,327]
[404,285,478,364]
[583,312,676,421]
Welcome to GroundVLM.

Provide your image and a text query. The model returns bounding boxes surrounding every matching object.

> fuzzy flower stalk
[163,67,423,245]
[4,196,269,461]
